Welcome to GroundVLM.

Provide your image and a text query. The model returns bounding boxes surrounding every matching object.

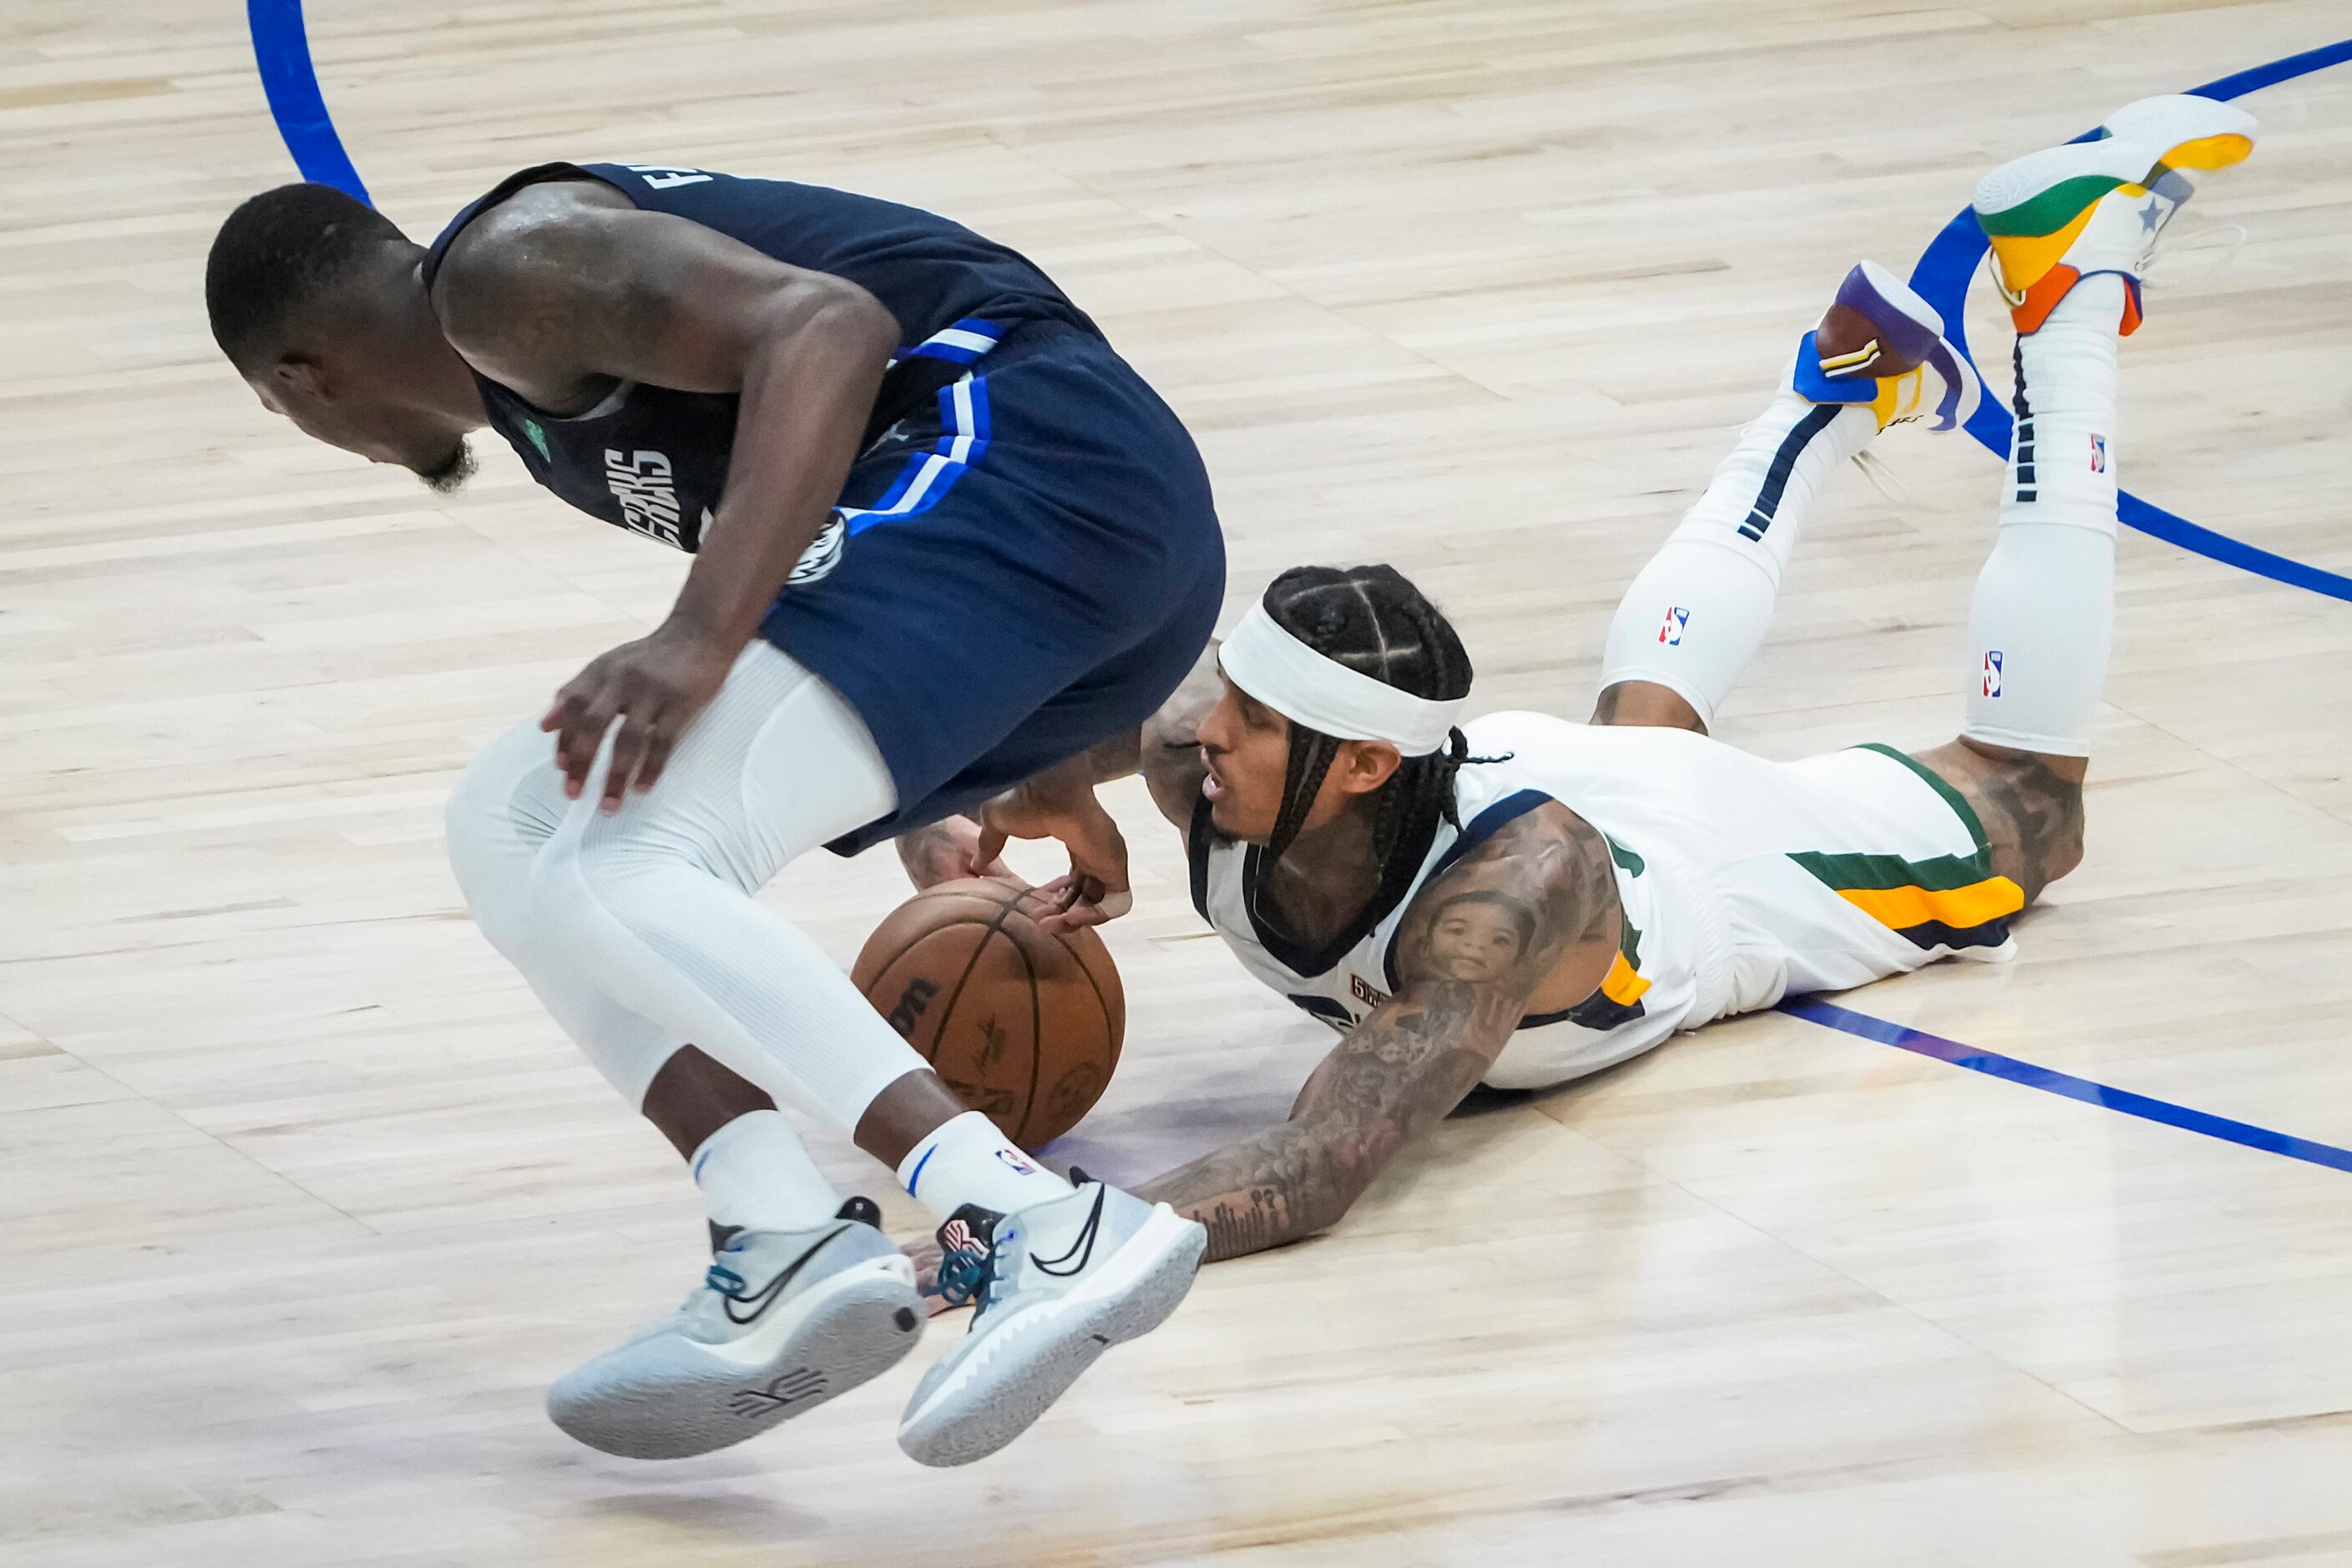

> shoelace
[703,1261,750,1301]
[934,1239,999,1317]
[2142,220,2247,287]
[1849,447,1912,506]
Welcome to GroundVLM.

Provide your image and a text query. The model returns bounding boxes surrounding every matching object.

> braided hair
[1251,564,1482,938]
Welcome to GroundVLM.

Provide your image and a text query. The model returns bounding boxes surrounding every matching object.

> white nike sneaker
[896,1174,1207,1467]
[547,1196,924,1459]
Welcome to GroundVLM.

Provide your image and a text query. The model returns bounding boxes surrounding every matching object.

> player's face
[1194,680,1292,842]
[248,363,475,493]
[1428,900,1524,983]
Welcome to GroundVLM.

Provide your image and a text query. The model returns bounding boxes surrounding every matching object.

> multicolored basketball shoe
[1973,94,2258,336]
[1793,258,1981,432]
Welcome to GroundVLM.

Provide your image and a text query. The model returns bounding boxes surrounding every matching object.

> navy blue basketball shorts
[755,318,1226,855]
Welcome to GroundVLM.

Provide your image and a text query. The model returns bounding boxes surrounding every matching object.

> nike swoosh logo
[1029,1188,1106,1278]
[722,1226,847,1324]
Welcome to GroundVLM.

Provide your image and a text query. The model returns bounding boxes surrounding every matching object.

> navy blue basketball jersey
[417,159,1223,857]
[420,160,1100,551]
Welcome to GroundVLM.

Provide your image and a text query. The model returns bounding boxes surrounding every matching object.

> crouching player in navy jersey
[204,160,1220,1467]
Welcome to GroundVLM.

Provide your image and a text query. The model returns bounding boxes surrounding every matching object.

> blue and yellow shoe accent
[1793,259,1981,432]
[1973,94,2257,335]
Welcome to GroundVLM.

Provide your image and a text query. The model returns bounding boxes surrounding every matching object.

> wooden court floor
[4,2,2350,1563]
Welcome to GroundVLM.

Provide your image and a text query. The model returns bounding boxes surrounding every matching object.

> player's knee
[444,721,566,952]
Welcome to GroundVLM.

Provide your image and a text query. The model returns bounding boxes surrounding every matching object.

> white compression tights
[444,640,929,1123]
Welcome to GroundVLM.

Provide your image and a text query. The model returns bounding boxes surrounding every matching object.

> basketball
[851,878,1125,1146]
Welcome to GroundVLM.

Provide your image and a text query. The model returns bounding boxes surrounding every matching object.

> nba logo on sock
[1659,606,1689,646]
[1982,650,2003,698]
[2089,433,2107,473]
[994,1147,1038,1176]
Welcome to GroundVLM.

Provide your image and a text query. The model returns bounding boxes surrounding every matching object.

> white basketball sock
[1599,383,1876,726]
[1961,274,2123,756]
[691,1109,842,1234]
[896,1110,1073,1222]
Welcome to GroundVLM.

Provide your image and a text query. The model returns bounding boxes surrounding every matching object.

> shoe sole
[1973,99,2254,234]
[547,1254,924,1461]
[895,1206,1207,1468]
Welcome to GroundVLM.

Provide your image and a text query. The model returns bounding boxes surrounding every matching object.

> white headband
[1217,601,1466,756]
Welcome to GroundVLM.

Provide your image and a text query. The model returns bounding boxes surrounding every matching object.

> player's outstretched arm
[434,185,902,810]
[1134,803,1621,1262]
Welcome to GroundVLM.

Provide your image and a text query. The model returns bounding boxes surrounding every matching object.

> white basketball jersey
[1188,711,2021,1090]
[1188,712,1719,1089]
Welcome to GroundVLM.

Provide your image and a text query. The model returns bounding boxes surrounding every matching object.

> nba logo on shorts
[1658,606,1689,646]
[1982,650,2003,698]
[2089,433,2107,473]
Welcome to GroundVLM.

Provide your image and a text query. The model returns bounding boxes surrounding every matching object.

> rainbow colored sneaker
[1793,259,1980,432]
[1973,94,2257,336]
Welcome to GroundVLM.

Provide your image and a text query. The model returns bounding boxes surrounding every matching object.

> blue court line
[1779,998,2352,1175]
[1907,37,2352,603]
[246,0,370,204]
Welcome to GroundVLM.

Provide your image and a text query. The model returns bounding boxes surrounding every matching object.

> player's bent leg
[1923,94,2258,908]
[1595,260,1977,731]
[445,712,690,1105]
[445,650,932,1457]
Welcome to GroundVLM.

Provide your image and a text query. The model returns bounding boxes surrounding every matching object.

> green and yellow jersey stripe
[1788,745,2024,952]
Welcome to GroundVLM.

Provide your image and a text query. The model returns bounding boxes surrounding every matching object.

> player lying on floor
[903,94,2256,1268]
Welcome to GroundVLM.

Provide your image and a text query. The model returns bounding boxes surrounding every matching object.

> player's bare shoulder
[430,177,638,397]
[1392,798,1621,1006]
[1139,641,1221,828]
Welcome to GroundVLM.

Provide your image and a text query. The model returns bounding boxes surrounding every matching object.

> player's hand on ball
[542,619,734,812]
[973,786,1131,934]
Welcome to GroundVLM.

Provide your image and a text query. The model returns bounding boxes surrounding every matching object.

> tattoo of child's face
[1424,894,1529,984]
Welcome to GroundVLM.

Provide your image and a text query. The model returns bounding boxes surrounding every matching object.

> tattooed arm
[1134,802,1624,1262]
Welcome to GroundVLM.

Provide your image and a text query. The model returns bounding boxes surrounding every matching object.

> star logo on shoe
[2138,197,2164,233]
[713,1226,845,1325]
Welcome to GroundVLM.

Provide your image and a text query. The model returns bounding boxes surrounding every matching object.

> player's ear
[1333,739,1403,797]
[270,353,333,406]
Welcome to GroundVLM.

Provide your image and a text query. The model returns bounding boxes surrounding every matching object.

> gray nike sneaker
[897,1175,1207,1467]
[548,1196,924,1460]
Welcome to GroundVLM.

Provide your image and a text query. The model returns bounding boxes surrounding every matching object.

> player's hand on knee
[541,620,734,811]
